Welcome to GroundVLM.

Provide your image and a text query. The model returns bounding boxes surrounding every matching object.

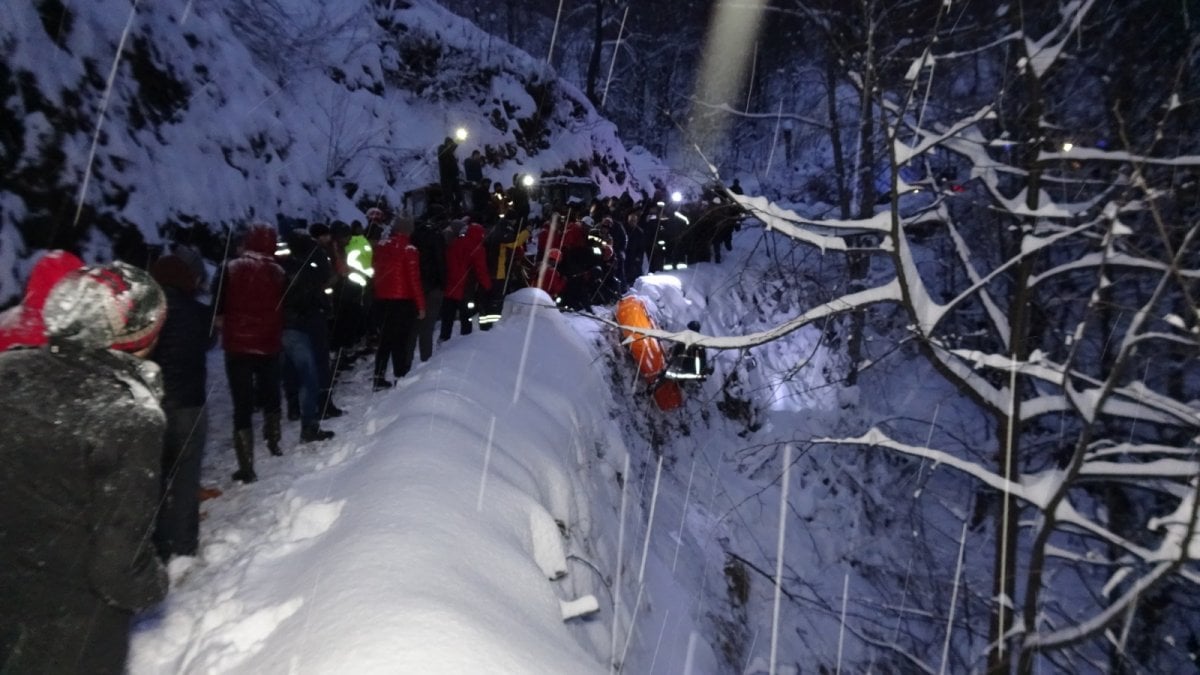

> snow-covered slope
[0,0,660,304]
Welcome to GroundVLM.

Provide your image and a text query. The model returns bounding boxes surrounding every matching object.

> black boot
[373,376,394,391]
[320,391,344,419]
[301,424,336,443]
[264,411,283,456]
[232,429,257,483]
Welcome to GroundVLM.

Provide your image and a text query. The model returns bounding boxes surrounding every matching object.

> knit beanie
[43,261,168,352]
[391,214,415,236]
[150,254,199,294]
[171,243,208,288]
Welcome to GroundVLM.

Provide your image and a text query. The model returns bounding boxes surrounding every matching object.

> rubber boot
[264,411,283,456]
[232,430,257,483]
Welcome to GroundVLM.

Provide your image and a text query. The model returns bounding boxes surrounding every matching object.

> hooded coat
[0,263,168,674]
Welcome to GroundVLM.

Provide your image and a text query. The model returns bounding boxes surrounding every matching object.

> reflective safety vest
[345,235,374,286]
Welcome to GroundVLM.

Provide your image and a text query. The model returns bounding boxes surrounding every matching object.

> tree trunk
[505,0,516,45]
[991,46,1044,675]
[585,0,605,105]
[845,3,876,388]
[825,50,851,220]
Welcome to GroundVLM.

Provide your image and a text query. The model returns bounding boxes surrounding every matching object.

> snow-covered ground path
[128,289,633,673]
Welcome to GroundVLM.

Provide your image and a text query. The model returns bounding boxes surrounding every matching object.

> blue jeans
[282,329,320,427]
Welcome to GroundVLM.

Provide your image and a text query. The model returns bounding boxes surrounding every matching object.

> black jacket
[281,232,333,329]
[411,221,449,292]
[151,286,213,410]
[0,345,168,615]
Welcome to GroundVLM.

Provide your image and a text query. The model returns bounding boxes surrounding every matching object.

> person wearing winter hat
[0,261,169,675]
[0,249,84,351]
[149,254,216,560]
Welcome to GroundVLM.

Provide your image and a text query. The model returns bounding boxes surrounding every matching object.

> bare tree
[639,0,1200,670]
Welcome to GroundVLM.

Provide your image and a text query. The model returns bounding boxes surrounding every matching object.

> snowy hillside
[0,0,662,305]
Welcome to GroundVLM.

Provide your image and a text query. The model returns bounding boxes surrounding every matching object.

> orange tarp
[614,296,683,411]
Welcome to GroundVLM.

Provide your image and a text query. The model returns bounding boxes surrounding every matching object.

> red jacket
[219,225,285,355]
[560,221,587,251]
[445,223,492,301]
[373,233,425,313]
[536,224,563,261]
[0,250,84,352]
[534,265,566,298]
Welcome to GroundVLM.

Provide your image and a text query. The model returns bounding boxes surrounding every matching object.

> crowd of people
[0,164,744,672]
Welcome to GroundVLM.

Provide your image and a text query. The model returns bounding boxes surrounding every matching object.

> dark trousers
[282,329,321,427]
[330,283,365,351]
[407,286,443,363]
[153,406,207,560]
[225,352,281,432]
[439,296,474,341]
[375,299,419,379]
[314,324,332,394]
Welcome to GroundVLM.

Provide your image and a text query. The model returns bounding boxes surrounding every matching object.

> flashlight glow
[1061,141,1074,152]
[522,174,535,187]
[670,191,683,203]
[454,127,468,142]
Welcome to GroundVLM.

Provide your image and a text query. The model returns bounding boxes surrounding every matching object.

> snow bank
[129,288,622,673]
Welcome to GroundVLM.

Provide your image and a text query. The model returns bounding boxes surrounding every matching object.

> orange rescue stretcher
[614,296,684,411]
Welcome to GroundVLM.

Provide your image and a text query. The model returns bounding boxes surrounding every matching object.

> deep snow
[124,223,834,674]
[123,220,987,674]
[130,289,638,673]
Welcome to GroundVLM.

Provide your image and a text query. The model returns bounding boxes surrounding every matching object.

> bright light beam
[476,415,497,511]
[687,0,768,159]
[600,6,630,109]
[768,443,792,675]
[74,0,141,231]
[547,0,565,65]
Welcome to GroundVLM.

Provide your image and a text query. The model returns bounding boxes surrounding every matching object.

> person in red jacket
[214,223,286,482]
[534,248,567,301]
[372,215,426,390]
[535,213,564,263]
[440,219,492,342]
[0,250,84,352]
